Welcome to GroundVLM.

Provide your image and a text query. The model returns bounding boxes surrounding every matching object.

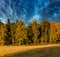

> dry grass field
[0,44,60,57]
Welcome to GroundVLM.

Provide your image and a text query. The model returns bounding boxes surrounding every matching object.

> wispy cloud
[0,0,60,23]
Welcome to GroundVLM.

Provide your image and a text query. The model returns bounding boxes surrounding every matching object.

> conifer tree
[11,23,16,45]
[26,25,34,44]
[0,20,4,45]
[4,19,12,45]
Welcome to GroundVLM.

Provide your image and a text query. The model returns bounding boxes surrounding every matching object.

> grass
[0,44,60,57]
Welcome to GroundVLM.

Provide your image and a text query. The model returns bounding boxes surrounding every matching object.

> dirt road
[0,44,60,57]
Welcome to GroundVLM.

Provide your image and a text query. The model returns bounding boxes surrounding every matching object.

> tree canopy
[0,19,60,45]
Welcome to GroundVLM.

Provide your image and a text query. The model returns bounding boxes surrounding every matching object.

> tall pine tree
[4,19,12,45]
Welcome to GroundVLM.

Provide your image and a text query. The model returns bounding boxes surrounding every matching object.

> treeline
[0,19,60,45]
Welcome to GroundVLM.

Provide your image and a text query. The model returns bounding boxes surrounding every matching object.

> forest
[0,19,60,45]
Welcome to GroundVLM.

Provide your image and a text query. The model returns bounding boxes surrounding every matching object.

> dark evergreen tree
[11,23,16,45]
[0,20,4,45]
[4,19,12,45]
[26,25,34,44]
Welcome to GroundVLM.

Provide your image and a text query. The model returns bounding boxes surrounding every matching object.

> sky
[0,0,60,24]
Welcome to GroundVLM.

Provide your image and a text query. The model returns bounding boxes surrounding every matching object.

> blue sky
[0,0,60,24]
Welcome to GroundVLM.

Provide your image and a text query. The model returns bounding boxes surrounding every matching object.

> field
[0,44,60,57]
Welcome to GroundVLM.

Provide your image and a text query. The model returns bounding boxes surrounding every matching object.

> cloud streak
[0,0,60,24]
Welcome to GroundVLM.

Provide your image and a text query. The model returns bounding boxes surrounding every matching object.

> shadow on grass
[3,46,60,57]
